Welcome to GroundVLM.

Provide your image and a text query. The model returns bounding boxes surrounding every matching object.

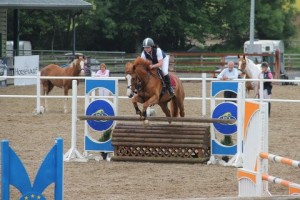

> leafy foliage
[7,0,298,52]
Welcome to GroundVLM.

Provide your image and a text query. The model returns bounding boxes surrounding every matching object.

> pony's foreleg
[142,96,159,121]
[131,96,144,116]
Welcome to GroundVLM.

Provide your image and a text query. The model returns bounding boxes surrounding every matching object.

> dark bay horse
[125,57,185,124]
[40,58,85,113]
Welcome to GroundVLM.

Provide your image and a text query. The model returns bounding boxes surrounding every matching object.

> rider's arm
[141,51,146,60]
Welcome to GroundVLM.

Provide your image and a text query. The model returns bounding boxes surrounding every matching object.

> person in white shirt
[217,61,239,99]
[217,61,239,161]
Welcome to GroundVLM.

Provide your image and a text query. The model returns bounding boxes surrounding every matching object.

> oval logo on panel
[85,99,115,131]
[212,102,237,135]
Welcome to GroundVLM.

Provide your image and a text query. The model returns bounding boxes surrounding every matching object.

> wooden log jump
[111,123,211,163]
[78,115,235,124]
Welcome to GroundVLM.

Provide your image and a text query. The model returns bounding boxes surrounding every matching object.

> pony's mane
[70,58,79,67]
[133,57,151,70]
[246,57,255,65]
[244,57,261,78]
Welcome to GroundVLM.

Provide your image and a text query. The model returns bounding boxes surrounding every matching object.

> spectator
[257,62,273,117]
[95,63,110,96]
[217,61,239,162]
[95,63,110,77]
[217,61,239,100]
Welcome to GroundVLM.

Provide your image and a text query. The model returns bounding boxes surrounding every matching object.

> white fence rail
[0,74,300,115]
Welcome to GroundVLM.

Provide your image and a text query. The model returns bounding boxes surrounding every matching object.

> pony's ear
[132,65,136,71]
[243,55,246,59]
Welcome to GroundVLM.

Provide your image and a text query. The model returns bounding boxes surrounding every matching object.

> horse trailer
[6,41,32,57]
[244,40,286,79]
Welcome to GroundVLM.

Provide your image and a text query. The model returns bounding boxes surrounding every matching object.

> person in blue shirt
[141,38,174,96]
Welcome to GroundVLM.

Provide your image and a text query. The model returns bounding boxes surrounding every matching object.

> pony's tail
[41,80,54,95]
[170,96,179,117]
[47,81,54,94]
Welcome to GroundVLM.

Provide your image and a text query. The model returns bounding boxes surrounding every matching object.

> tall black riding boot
[268,102,271,117]
[164,74,174,96]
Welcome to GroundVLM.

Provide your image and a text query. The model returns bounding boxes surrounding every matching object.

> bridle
[126,70,140,94]
[72,58,86,72]
[238,58,248,77]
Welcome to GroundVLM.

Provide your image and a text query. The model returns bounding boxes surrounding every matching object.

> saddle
[156,69,176,98]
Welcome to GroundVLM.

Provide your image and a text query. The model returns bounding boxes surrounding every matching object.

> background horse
[238,55,261,97]
[40,57,85,113]
[125,57,185,123]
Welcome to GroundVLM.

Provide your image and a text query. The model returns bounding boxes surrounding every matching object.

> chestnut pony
[40,57,85,113]
[125,57,185,124]
[238,55,261,97]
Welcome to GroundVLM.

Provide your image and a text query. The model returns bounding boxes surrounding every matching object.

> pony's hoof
[140,116,145,120]
[143,120,149,127]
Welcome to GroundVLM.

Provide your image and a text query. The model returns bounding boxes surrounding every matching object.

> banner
[0,59,7,82]
[14,55,39,86]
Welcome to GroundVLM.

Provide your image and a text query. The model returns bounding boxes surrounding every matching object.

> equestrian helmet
[142,38,154,47]
[261,62,269,68]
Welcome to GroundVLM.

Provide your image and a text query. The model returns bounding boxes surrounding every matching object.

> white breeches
[263,89,271,99]
[160,55,169,76]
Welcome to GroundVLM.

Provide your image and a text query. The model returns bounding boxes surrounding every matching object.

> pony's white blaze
[79,60,85,76]
[126,74,134,97]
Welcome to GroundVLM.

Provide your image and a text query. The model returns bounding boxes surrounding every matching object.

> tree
[6,0,298,52]
[207,0,250,48]
[7,9,74,50]
[255,0,297,44]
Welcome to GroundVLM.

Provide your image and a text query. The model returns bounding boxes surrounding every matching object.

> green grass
[286,47,300,54]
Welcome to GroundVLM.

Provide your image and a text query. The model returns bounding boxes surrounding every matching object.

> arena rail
[1,75,300,116]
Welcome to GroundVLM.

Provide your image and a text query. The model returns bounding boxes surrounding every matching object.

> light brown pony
[40,58,85,113]
[125,57,185,124]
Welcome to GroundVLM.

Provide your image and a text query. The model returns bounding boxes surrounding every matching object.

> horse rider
[257,62,273,117]
[140,37,174,96]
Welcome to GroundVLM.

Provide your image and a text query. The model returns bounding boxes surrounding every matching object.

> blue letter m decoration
[2,138,63,200]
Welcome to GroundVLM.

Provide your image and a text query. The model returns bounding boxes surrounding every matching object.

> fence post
[63,80,87,162]
[202,73,206,116]
[36,71,41,114]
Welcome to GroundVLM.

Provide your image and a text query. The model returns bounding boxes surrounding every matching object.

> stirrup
[168,87,175,96]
